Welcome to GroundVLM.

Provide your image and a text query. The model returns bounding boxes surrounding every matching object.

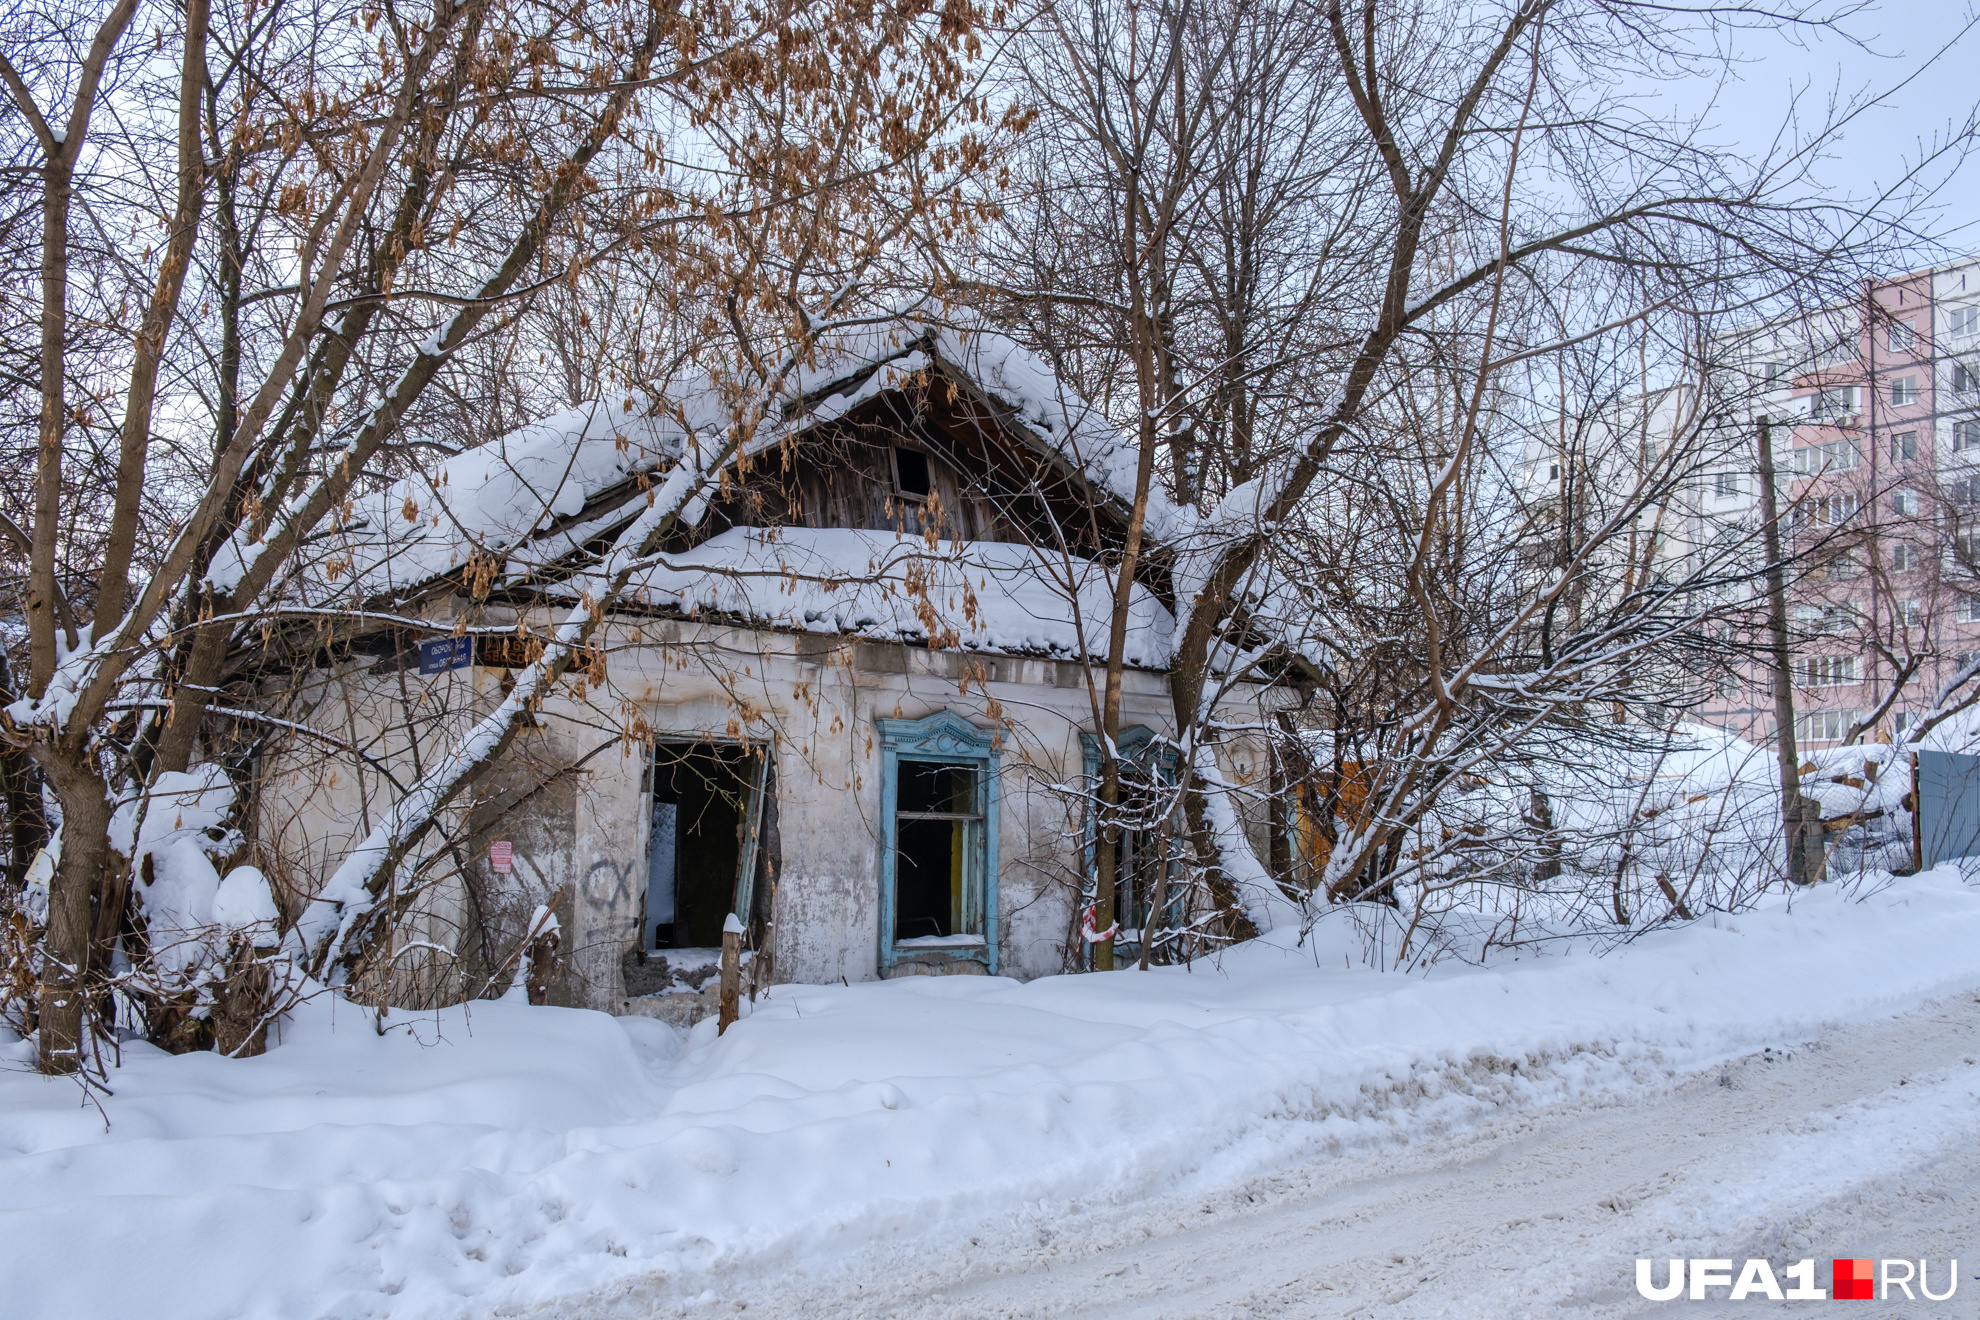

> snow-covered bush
[1255,714,1980,970]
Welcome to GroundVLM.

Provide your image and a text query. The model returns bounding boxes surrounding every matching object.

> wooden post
[1911,751,1924,874]
[717,913,743,1035]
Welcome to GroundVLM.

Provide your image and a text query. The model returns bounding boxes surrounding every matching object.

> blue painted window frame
[877,711,1001,974]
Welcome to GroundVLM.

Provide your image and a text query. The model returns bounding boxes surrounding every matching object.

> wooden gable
[688,365,1143,564]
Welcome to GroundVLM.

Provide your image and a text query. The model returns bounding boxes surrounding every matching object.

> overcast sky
[1678,2,1980,260]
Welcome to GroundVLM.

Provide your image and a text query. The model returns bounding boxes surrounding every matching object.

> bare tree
[0,0,1012,1071]
[977,0,1905,950]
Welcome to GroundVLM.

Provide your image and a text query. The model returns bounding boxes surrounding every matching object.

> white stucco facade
[257,604,1276,1012]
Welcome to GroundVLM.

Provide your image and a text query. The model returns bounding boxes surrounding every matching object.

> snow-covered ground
[6,869,1980,1320]
[661,994,1980,1320]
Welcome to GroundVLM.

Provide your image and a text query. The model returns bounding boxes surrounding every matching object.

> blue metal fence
[1914,749,1980,869]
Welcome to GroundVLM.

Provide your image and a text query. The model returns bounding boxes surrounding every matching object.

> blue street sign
[418,635,472,675]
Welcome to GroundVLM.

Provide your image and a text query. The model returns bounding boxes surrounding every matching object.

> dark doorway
[648,744,759,950]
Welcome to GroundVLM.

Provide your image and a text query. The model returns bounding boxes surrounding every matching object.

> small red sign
[489,840,513,874]
[1832,1259,1874,1300]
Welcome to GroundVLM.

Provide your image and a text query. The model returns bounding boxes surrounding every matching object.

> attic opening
[892,445,931,500]
[646,742,769,952]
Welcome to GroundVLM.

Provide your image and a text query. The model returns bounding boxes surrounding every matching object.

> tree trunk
[1754,417,1810,884]
[1092,765,1120,970]
[35,753,112,1073]
[211,939,273,1058]
[1526,787,1561,882]
[1176,768,1259,943]
[28,150,73,696]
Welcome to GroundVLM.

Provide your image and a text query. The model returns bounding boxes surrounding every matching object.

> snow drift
[5,869,1980,1319]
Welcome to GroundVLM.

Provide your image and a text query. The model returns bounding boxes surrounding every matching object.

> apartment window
[1952,306,1980,338]
[1547,461,1561,481]
[1714,470,1741,499]
[1795,655,1861,688]
[643,744,771,955]
[1808,385,1856,419]
[1891,430,1918,462]
[1961,595,1980,625]
[1957,362,1980,394]
[1897,598,1923,627]
[1826,553,1861,580]
[1957,420,1980,452]
[1954,477,1980,506]
[1790,439,1860,475]
[877,712,999,973]
[1890,375,1919,407]
[1762,360,1792,389]
[1811,492,1860,525]
[1891,541,1921,572]
[1795,602,1856,635]
[1889,322,1916,352]
[1891,488,1920,518]
[1796,709,1858,743]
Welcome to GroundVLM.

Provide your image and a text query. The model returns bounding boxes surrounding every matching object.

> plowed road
[544,995,1980,1319]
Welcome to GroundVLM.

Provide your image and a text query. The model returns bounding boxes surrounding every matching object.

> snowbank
[4,871,1980,1319]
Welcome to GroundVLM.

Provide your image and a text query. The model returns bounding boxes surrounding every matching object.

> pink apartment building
[1698,259,1980,747]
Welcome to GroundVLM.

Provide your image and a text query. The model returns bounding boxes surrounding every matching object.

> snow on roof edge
[271,317,1197,614]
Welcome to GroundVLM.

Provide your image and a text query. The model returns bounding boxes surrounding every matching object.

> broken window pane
[893,758,982,943]
[893,447,931,499]
[647,801,677,951]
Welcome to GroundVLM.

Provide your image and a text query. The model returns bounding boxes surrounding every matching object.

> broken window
[893,761,982,941]
[877,712,999,973]
[892,446,931,500]
[645,742,771,952]
[1079,726,1185,965]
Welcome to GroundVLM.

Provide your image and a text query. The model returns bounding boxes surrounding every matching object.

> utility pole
[1755,416,1814,883]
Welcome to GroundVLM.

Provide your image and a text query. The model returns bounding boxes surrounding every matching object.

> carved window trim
[876,711,1001,974]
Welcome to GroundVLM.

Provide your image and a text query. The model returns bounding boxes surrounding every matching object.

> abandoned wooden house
[246,323,1283,1019]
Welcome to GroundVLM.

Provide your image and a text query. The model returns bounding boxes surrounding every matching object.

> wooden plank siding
[697,373,1136,569]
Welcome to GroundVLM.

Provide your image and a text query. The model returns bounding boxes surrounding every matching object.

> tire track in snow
[541,992,1980,1319]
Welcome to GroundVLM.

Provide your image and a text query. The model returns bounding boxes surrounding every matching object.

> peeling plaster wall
[255,638,585,1003]
[568,618,1188,997]
[258,608,1276,1010]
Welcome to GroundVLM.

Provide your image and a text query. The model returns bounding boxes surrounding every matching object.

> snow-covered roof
[592,527,1176,667]
[215,392,696,603]
[247,319,1194,623]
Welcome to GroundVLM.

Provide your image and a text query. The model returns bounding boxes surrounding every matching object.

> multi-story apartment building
[1519,257,1980,748]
